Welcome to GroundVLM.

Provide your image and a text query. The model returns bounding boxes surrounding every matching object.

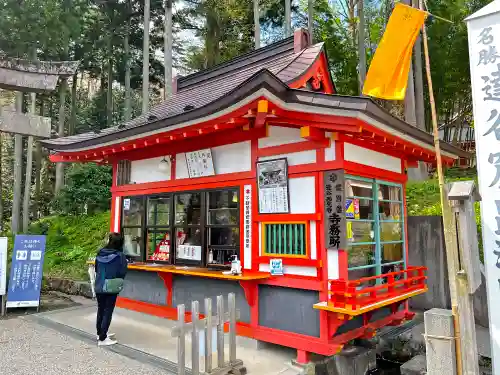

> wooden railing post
[228,293,237,364]
[216,295,225,368]
[177,304,186,375]
[204,297,213,373]
[191,300,200,375]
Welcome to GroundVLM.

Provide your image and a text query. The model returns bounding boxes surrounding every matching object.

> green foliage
[52,163,112,215]
[406,174,483,261]
[27,212,110,279]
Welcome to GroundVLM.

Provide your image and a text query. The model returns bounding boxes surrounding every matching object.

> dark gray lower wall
[408,216,489,327]
[120,271,250,323]
[122,270,168,305]
[172,276,250,323]
[258,285,320,337]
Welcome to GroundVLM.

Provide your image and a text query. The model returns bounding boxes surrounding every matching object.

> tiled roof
[43,37,324,148]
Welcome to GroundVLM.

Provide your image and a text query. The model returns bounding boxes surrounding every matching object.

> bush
[52,163,112,215]
[406,177,483,261]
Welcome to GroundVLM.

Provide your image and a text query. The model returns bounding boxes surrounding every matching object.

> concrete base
[424,309,456,375]
[301,346,376,375]
[401,355,427,375]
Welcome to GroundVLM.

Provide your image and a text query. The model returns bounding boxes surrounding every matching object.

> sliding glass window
[146,196,172,262]
[122,196,145,259]
[345,177,405,283]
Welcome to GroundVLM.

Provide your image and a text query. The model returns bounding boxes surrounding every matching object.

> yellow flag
[362,3,427,100]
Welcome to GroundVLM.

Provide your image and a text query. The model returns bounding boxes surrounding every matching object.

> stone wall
[407,216,489,328]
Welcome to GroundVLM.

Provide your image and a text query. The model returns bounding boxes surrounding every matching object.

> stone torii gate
[0,56,79,233]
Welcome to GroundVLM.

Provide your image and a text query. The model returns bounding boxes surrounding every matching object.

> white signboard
[257,158,290,214]
[243,185,252,270]
[0,237,7,296]
[269,259,283,276]
[177,245,202,261]
[186,149,215,178]
[466,3,500,371]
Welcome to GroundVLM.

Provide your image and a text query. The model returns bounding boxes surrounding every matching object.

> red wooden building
[42,29,467,362]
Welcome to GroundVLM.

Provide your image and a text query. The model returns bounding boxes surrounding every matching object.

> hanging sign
[6,235,46,309]
[177,245,202,261]
[186,149,215,178]
[257,158,290,214]
[466,6,500,369]
[269,259,284,276]
[0,237,7,296]
[324,170,346,251]
[243,185,252,270]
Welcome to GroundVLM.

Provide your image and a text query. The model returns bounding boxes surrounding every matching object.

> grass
[4,212,111,280]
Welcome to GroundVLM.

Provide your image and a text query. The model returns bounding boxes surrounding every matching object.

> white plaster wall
[130,157,172,183]
[259,150,316,166]
[289,176,316,214]
[113,196,121,232]
[258,126,303,148]
[175,141,251,180]
[259,264,318,277]
[175,153,190,179]
[327,249,339,280]
[344,143,402,173]
[213,141,251,174]
[325,134,336,161]
[310,221,317,260]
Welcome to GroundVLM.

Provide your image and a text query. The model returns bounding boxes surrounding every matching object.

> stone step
[400,355,426,375]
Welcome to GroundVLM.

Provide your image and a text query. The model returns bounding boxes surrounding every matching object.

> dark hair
[106,232,124,251]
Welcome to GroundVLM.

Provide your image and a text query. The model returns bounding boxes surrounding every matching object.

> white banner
[0,237,7,296]
[243,185,252,269]
[466,3,500,372]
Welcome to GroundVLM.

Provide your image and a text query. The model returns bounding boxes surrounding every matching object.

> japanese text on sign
[323,170,346,251]
[6,235,46,309]
[243,185,252,270]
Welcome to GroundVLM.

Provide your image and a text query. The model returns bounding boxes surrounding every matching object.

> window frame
[345,176,406,280]
[261,221,309,258]
[120,186,241,268]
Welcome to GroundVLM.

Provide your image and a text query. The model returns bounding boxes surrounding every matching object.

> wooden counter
[87,260,270,306]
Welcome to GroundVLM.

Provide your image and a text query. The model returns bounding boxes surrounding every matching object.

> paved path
[0,317,160,375]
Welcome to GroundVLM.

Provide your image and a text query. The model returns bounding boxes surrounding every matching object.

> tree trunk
[106,30,113,127]
[307,0,313,42]
[55,79,67,194]
[412,0,425,130]
[34,99,43,220]
[70,72,77,135]
[124,3,132,121]
[284,0,292,37]
[11,92,23,234]
[357,0,367,94]
[254,0,260,49]
[142,0,151,114]
[164,0,173,99]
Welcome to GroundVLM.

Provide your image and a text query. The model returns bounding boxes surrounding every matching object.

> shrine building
[41,29,468,362]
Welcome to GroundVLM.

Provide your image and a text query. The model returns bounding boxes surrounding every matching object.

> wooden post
[420,2,463,374]
[11,92,23,234]
[228,293,236,364]
[217,295,225,368]
[205,297,213,373]
[285,0,292,37]
[308,0,314,43]
[253,0,260,49]
[192,300,200,375]
[177,304,186,375]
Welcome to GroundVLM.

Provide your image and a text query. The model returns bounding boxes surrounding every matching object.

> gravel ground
[0,317,159,375]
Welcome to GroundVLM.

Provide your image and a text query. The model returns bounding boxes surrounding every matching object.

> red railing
[328,266,427,311]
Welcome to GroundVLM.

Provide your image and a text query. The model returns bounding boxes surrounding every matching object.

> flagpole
[420,1,463,374]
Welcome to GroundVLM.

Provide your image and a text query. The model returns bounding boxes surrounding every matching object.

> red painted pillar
[296,350,311,365]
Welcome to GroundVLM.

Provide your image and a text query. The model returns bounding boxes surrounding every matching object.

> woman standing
[95,233,128,346]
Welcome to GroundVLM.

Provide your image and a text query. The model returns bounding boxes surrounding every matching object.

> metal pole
[1,295,5,317]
